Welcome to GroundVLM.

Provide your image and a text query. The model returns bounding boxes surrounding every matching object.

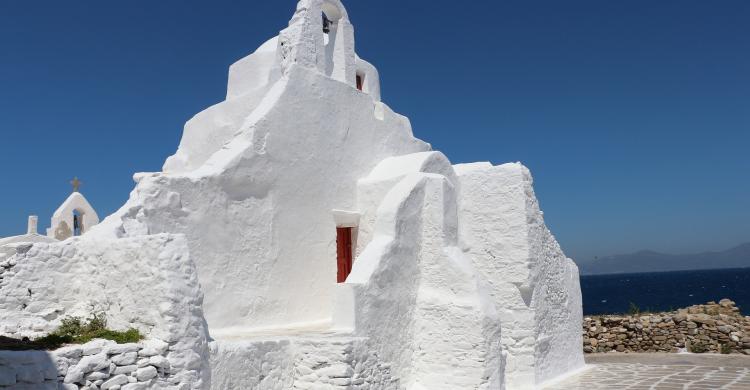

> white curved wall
[341,172,503,389]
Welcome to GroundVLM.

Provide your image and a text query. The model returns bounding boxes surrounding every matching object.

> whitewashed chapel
[0,1,583,389]
[0,178,99,262]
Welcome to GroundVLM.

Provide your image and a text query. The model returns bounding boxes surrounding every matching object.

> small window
[356,74,364,91]
[336,227,353,283]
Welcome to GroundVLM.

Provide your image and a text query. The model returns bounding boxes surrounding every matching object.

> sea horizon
[580,266,750,316]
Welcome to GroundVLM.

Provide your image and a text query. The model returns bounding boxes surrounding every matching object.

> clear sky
[1,1,748,262]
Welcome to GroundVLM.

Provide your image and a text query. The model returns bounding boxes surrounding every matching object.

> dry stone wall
[583,299,750,354]
[0,338,174,390]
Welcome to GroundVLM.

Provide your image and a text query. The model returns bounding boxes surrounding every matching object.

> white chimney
[27,215,38,235]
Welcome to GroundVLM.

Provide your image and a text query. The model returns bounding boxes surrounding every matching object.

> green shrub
[1,313,143,351]
[48,312,142,344]
[720,343,732,354]
[628,302,640,316]
[688,341,708,353]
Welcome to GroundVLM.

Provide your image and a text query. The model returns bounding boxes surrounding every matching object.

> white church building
[0,179,99,262]
[0,1,583,389]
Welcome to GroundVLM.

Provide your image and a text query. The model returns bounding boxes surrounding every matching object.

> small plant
[1,312,143,351]
[47,312,142,344]
[628,302,641,316]
[720,343,732,354]
[688,341,708,354]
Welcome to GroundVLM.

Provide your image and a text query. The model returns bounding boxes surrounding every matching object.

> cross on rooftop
[70,177,81,193]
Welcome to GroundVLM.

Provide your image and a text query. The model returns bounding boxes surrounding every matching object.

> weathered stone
[135,366,157,381]
[122,382,151,390]
[148,355,170,369]
[137,340,168,357]
[54,345,84,359]
[86,370,110,381]
[106,344,140,355]
[111,352,138,366]
[114,365,138,375]
[82,339,113,356]
[101,374,129,389]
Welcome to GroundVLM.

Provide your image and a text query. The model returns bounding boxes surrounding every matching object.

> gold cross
[70,177,82,193]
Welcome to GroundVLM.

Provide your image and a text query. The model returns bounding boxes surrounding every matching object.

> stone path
[544,354,750,390]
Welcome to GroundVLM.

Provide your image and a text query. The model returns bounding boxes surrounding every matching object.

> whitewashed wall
[456,162,584,388]
[92,0,429,333]
[0,235,210,389]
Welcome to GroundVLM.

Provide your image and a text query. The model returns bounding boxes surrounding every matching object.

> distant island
[578,242,750,275]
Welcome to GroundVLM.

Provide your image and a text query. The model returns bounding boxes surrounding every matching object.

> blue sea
[580,267,750,315]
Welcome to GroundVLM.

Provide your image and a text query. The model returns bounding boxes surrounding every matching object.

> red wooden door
[336,227,353,283]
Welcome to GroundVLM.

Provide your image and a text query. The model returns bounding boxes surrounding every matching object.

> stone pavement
[544,353,750,390]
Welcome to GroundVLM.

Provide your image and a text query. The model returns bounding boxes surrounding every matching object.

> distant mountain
[578,243,750,275]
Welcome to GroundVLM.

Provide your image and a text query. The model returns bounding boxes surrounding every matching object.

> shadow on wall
[0,348,59,387]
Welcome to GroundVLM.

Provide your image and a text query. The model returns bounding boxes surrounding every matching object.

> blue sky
[1,0,748,262]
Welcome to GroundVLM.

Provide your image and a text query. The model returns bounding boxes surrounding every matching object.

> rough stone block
[111,352,138,366]
[101,374,130,389]
[135,366,157,381]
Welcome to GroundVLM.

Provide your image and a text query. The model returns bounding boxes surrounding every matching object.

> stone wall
[583,299,750,354]
[0,235,210,389]
[208,336,396,390]
[0,338,173,389]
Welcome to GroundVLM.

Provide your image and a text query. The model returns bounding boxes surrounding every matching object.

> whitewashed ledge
[0,338,171,390]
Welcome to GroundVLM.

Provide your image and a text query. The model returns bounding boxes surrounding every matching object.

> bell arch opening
[72,209,84,236]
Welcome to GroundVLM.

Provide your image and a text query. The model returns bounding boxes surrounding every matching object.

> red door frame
[336,227,353,283]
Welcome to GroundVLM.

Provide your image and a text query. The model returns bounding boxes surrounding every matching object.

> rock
[719,298,735,307]
[64,365,85,384]
[54,345,84,359]
[101,374,130,389]
[136,366,157,381]
[138,340,168,357]
[86,370,110,381]
[106,344,140,355]
[114,365,138,375]
[122,382,151,390]
[148,355,170,369]
[73,353,110,375]
[718,325,732,334]
[83,340,113,356]
[111,352,138,366]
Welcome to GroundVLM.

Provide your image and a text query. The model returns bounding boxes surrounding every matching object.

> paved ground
[544,353,750,390]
